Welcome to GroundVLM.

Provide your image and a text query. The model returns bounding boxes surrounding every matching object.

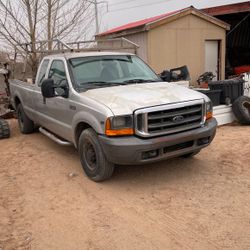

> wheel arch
[14,95,21,109]
[74,121,92,148]
[72,111,106,148]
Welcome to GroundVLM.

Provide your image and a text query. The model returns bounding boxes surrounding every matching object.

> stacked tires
[232,96,250,125]
[0,118,10,139]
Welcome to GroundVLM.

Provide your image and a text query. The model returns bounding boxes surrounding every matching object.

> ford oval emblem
[172,115,184,123]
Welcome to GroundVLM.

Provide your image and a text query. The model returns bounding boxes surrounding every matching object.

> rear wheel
[78,128,114,182]
[0,118,10,139]
[17,104,34,134]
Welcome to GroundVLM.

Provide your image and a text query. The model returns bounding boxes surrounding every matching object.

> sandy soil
[0,119,250,250]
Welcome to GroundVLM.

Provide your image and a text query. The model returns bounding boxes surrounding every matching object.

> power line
[109,0,144,7]
[86,0,109,34]
[109,0,172,12]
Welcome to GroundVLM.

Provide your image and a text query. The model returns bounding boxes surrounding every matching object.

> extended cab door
[42,59,74,141]
[33,58,51,126]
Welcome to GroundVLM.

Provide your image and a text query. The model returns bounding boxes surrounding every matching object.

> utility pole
[94,0,99,34]
[90,0,108,35]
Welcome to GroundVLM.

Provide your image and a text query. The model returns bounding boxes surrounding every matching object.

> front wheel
[78,128,114,182]
[17,104,34,134]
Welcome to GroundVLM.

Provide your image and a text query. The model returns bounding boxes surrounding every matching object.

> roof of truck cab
[43,51,134,60]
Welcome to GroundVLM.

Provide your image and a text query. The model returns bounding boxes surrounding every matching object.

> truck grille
[134,100,205,138]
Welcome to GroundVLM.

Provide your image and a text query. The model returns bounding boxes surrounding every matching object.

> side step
[39,127,72,146]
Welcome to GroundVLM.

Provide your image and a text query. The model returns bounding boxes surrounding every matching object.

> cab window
[37,59,49,86]
[48,60,67,86]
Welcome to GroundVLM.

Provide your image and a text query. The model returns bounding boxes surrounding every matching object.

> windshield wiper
[78,81,129,91]
[123,79,159,84]
[80,81,126,86]
[78,80,159,91]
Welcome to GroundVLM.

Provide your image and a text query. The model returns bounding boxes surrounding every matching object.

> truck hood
[83,82,207,116]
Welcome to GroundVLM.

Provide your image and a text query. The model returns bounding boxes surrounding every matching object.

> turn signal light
[206,111,213,120]
[105,118,134,136]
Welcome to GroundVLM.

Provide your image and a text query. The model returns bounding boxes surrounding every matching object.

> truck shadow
[48,137,207,185]
[15,123,209,186]
[108,156,208,185]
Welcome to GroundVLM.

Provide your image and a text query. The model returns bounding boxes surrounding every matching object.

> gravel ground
[0,119,250,250]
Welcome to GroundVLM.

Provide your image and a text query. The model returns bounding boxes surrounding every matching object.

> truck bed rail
[16,38,139,55]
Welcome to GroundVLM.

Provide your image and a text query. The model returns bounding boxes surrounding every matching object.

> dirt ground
[0,120,250,250]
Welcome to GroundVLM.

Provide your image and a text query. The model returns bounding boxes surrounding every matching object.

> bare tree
[0,51,7,61]
[0,0,95,79]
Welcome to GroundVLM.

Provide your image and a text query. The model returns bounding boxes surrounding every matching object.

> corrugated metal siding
[95,32,148,60]
[95,40,136,54]
[226,15,250,48]
[148,14,226,84]
[217,12,250,67]
[123,32,148,62]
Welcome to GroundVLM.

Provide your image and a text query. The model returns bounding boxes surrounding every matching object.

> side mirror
[170,65,191,81]
[41,79,55,98]
[55,80,69,98]
[159,70,171,82]
[159,65,191,82]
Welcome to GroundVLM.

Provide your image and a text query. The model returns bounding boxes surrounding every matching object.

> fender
[72,110,106,147]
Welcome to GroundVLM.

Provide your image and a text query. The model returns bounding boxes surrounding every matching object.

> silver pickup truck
[10,52,217,181]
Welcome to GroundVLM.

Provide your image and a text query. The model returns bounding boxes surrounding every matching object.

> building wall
[95,40,136,54]
[147,14,226,84]
[97,32,148,61]
[123,32,148,62]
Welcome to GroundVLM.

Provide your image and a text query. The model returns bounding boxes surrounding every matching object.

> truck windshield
[68,55,161,90]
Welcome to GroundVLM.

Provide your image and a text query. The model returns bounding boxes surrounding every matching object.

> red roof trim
[97,5,229,37]
[98,9,179,36]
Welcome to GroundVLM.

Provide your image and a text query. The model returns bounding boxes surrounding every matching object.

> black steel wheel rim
[18,109,24,130]
[84,140,97,171]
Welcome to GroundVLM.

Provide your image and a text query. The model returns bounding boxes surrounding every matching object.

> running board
[39,127,72,146]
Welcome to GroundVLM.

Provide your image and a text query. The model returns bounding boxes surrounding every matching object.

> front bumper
[99,118,217,165]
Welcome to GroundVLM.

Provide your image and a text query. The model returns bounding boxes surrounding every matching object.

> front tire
[78,128,114,182]
[17,104,34,134]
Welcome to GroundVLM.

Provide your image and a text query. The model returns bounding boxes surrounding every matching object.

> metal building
[203,2,250,78]
[96,7,230,85]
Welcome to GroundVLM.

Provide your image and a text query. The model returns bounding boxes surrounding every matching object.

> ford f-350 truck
[10,52,217,181]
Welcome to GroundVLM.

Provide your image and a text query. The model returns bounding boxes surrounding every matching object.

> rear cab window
[37,59,49,87]
[48,59,68,96]
[48,60,67,86]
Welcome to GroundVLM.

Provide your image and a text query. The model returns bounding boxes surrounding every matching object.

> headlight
[205,101,213,120]
[105,115,134,136]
